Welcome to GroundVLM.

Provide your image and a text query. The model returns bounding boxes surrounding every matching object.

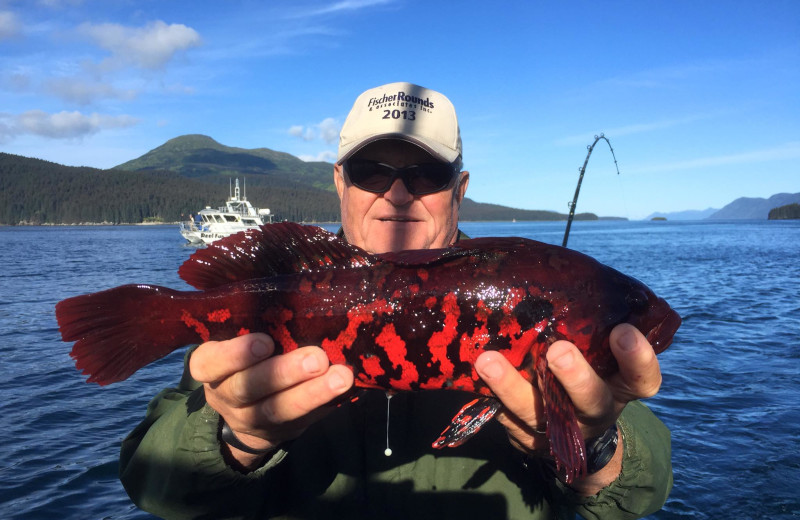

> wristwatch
[220,421,273,455]
[585,423,619,474]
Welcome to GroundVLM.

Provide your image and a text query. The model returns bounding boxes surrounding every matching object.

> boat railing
[179,220,208,233]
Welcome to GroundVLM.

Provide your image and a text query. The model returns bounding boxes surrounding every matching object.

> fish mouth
[645,305,682,354]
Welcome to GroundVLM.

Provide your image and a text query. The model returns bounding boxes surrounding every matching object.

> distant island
[769,203,800,220]
[647,192,800,221]
[645,208,719,220]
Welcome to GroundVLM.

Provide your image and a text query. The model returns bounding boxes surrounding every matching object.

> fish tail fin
[536,354,587,484]
[432,397,501,448]
[56,284,198,385]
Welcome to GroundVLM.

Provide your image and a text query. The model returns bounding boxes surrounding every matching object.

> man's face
[334,140,469,254]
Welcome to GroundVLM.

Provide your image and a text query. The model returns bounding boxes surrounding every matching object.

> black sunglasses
[344,159,458,195]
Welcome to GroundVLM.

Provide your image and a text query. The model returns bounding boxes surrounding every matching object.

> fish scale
[55,222,680,483]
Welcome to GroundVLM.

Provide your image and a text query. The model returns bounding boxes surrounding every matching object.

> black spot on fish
[513,298,554,329]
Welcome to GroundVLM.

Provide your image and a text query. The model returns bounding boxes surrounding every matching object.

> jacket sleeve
[119,348,672,520]
[564,400,673,519]
[118,349,288,520]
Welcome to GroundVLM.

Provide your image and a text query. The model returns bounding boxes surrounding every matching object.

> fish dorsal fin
[179,223,378,290]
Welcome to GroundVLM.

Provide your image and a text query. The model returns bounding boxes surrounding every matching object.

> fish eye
[626,290,648,311]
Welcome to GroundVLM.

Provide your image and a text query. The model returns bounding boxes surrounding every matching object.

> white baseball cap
[337,82,462,165]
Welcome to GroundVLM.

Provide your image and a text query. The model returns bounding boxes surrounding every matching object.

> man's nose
[383,177,414,205]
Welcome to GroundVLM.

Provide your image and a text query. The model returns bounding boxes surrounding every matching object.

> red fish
[55,222,680,483]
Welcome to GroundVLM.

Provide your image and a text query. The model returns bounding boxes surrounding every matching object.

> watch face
[586,424,619,474]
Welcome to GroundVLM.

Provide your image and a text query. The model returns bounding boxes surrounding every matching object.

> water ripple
[2,222,799,519]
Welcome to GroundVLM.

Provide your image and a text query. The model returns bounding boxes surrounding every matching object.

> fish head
[621,283,681,355]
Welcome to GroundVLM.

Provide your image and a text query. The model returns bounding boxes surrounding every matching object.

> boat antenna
[562,133,620,247]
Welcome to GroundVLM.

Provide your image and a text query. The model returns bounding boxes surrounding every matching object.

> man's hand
[190,333,354,470]
[474,323,662,495]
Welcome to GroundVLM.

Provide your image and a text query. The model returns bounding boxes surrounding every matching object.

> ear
[333,163,345,200]
[455,171,469,207]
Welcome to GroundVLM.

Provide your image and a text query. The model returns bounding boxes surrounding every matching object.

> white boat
[179,179,273,245]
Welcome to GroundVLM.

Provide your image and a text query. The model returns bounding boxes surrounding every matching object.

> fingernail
[618,328,637,352]
[549,348,573,370]
[250,339,271,358]
[302,354,321,373]
[479,359,503,380]
[328,371,347,391]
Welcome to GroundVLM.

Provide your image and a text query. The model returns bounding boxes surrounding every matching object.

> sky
[1,0,798,220]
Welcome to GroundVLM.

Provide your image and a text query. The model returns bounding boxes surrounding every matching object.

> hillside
[2,133,600,225]
[114,134,595,222]
[459,198,597,221]
[0,153,341,224]
[709,193,800,219]
[645,208,719,221]
[768,203,800,220]
[115,134,335,192]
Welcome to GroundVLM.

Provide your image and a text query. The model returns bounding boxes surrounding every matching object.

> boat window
[242,219,256,225]
[225,215,238,222]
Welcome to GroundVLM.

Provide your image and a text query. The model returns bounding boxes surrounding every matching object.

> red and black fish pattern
[56,222,680,483]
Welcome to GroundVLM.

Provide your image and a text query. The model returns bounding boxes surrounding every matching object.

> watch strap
[220,421,273,455]
[585,423,619,473]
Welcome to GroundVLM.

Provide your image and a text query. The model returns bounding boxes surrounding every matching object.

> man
[120,82,672,519]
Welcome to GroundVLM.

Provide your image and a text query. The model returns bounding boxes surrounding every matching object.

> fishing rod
[562,133,620,247]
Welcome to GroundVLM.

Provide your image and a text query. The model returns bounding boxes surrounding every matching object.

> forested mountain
[459,198,597,221]
[115,134,335,192]
[0,153,340,224]
[1,134,596,225]
[768,203,800,220]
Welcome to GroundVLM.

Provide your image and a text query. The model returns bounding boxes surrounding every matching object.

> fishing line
[615,168,632,221]
[563,133,621,247]
[384,392,393,456]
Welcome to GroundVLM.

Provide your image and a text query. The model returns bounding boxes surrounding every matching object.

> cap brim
[337,133,460,165]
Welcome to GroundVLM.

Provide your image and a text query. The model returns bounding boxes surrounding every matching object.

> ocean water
[0,220,798,519]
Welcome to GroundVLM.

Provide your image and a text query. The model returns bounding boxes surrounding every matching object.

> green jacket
[120,349,672,520]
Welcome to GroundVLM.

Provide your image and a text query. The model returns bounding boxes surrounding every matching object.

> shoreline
[2,221,345,227]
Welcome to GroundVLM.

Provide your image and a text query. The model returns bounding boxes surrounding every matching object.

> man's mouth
[378,217,419,222]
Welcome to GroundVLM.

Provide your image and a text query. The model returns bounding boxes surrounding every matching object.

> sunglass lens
[407,164,454,194]
[346,160,455,195]
[347,161,393,192]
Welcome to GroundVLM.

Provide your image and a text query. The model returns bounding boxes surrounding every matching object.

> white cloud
[289,124,315,141]
[554,113,725,147]
[0,110,139,141]
[289,117,340,144]
[0,10,21,40]
[298,150,337,163]
[37,0,85,7]
[633,141,800,174]
[304,0,395,17]
[1,71,31,91]
[77,20,202,70]
[317,117,339,144]
[44,77,139,105]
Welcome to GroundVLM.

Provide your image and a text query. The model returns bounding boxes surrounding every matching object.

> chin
[367,221,428,253]
[368,236,427,254]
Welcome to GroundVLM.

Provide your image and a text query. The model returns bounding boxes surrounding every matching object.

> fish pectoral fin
[537,356,587,484]
[431,397,501,449]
